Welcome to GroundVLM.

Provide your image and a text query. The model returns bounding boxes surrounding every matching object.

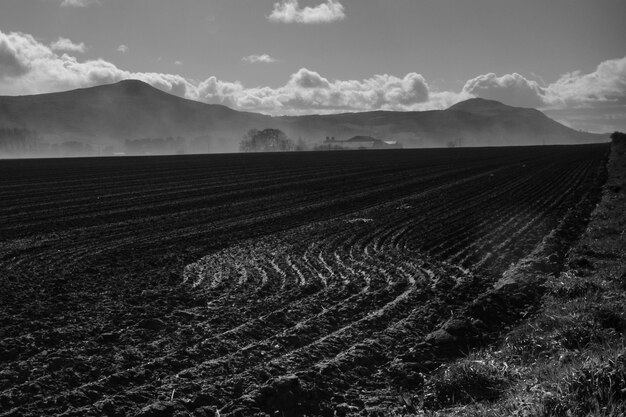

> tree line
[611,131,626,144]
[240,129,307,152]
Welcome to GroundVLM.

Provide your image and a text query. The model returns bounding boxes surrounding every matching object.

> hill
[0,80,271,155]
[282,98,604,148]
[0,80,606,156]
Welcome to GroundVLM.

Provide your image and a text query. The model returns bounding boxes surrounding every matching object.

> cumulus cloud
[195,68,432,114]
[459,59,626,131]
[462,72,546,108]
[463,57,626,110]
[0,29,194,97]
[60,0,99,7]
[200,58,625,121]
[196,77,244,109]
[242,54,277,64]
[0,29,469,115]
[289,68,331,89]
[1,27,625,133]
[50,37,86,54]
[547,56,626,107]
[117,44,128,53]
[0,36,30,79]
[268,0,345,24]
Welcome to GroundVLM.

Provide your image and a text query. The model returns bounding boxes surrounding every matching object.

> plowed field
[0,145,609,416]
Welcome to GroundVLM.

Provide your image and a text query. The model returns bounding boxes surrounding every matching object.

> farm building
[321,135,402,150]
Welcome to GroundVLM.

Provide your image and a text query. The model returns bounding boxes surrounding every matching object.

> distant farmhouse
[321,136,403,150]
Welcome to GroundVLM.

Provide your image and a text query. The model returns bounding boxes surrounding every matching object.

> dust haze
[0,80,608,159]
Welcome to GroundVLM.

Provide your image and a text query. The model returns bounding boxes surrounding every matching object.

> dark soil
[0,145,609,416]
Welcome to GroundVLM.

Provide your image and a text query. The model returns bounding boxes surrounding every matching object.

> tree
[610,131,626,144]
[239,128,295,152]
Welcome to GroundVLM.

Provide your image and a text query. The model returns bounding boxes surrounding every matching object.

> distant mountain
[0,80,606,156]
[281,98,605,148]
[0,80,271,154]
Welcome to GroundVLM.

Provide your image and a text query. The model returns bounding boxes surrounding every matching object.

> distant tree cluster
[0,129,100,157]
[0,128,40,154]
[610,131,626,145]
[240,129,301,152]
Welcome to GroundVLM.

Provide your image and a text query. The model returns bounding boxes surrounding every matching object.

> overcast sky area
[0,0,625,132]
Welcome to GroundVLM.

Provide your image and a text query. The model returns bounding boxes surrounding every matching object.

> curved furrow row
[170,254,430,387]
[46,257,410,409]
[210,152,605,413]
[0,145,610,417]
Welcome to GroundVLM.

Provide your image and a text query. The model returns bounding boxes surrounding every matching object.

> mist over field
[1,1,625,416]
[0,80,608,159]
[2,143,620,416]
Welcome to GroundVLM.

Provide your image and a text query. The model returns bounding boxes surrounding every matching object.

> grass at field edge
[405,138,626,416]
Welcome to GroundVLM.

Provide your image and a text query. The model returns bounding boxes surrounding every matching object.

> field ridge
[0,144,610,416]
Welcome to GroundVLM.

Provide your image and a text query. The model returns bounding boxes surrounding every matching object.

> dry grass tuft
[543,351,626,417]
[415,138,626,417]
[423,356,518,408]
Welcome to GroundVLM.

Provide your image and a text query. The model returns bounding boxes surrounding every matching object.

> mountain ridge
[0,79,607,156]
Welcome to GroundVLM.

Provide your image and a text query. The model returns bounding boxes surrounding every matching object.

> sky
[0,0,625,132]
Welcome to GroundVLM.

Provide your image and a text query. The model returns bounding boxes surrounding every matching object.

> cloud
[117,44,128,53]
[174,61,183,66]
[60,0,99,7]
[197,68,432,114]
[242,54,277,64]
[0,35,31,79]
[268,0,345,24]
[0,29,194,97]
[50,37,86,54]
[0,30,466,115]
[60,0,100,7]
[462,72,546,108]
[1,28,625,132]
[289,68,330,89]
[546,56,626,107]
[463,57,626,110]
[460,59,626,131]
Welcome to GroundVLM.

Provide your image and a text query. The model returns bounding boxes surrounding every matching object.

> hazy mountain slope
[0,80,606,155]
[278,98,604,147]
[0,80,272,152]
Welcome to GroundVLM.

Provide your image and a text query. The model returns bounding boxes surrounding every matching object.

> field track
[0,145,609,416]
